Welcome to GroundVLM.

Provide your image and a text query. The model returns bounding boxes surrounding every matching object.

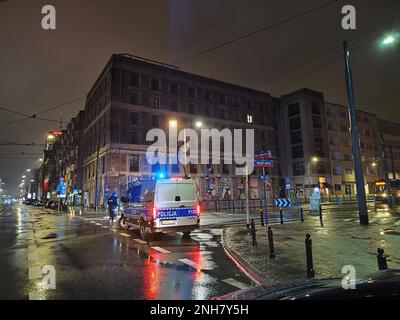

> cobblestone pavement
[223,204,400,288]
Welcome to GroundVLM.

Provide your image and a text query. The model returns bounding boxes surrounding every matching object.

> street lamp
[304,157,318,197]
[382,34,398,46]
[39,158,43,162]
[195,121,203,128]
[343,41,369,225]
[169,120,177,128]
[26,169,31,172]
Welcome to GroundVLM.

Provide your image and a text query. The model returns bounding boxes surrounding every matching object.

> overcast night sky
[0,0,399,194]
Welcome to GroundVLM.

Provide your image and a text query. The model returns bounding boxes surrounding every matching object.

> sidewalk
[222,210,400,288]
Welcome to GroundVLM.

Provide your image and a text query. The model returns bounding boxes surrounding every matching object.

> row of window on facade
[83,155,252,180]
[327,106,373,125]
[292,161,357,177]
[121,91,265,125]
[327,122,376,138]
[118,70,271,111]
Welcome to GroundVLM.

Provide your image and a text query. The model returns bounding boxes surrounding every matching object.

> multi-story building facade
[277,89,331,197]
[276,91,392,197]
[81,54,280,207]
[378,119,400,180]
[325,102,381,196]
[32,54,400,207]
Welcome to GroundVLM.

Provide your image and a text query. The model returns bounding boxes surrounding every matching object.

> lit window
[247,114,253,124]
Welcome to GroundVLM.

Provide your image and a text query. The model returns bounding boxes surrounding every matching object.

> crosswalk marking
[28,266,42,280]
[178,258,201,269]
[120,233,131,238]
[151,246,171,254]
[28,252,39,261]
[222,278,251,290]
[29,291,46,300]
[133,238,147,244]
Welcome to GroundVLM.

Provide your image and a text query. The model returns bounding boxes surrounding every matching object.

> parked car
[214,269,400,300]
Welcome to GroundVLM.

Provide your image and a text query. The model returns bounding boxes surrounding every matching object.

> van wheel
[182,231,191,239]
[139,220,149,241]
[119,215,129,230]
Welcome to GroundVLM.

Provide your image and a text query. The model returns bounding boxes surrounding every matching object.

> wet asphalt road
[1,202,397,300]
[0,204,261,300]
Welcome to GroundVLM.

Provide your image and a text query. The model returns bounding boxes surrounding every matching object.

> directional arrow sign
[274,198,292,208]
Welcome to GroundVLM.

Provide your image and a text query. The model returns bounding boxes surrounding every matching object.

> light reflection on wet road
[0,204,255,300]
[1,202,398,300]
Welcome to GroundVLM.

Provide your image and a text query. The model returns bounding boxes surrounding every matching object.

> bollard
[319,205,323,221]
[250,219,257,246]
[377,248,388,270]
[305,233,315,278]
[267,226,275,259]
[300,208,304,222]
[279,209,283,224]
[260,209,264,227]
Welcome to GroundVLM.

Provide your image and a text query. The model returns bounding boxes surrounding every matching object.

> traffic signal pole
[343,41,369,226]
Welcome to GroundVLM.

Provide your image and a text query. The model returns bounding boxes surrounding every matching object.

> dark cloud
[0,0,399,193]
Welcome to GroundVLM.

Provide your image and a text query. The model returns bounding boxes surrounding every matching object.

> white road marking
[120,233,131,238]
[151,246,171,254]
[222,278,251,290]
[178,258,201,269]
[210,229,223,236]
[29,291,46,300]
[133,238,147,244]
[28,252,39,261]
[28,266,42,280]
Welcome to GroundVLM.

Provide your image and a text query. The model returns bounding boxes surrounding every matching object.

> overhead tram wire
[272,33,378,95]
[253,13,400,89]
[172,0,342,65]
[0,96,85,128]
[362,87,400,111]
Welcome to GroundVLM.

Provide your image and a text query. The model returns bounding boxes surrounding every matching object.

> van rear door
[155,180,197,208]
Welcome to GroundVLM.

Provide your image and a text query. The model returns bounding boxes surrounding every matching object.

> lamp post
[169,119,204,178]
[304,157,318,197]
[343,41,369,225]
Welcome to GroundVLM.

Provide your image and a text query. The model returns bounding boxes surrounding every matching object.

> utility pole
[94,123,100,212]
[342,41,369,225]
[380,133,393,207]
[263,167,269,225]
[389,145,396,180]
[245,165,249,229]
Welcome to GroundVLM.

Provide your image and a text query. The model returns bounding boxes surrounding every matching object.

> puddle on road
[381,229,400,236]
[41,233,65,240]
[350,236,373,240]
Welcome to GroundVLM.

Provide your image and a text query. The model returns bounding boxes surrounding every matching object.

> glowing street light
[195,121,203,128]
[39,158,43,162]
[26,169,31,172]
[169,120,177,128]
[382,34,396,46]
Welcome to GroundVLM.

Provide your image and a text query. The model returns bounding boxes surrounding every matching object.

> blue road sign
[274,198,292,208]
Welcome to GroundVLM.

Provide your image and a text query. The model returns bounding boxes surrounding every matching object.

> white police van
[119,177,200,240]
